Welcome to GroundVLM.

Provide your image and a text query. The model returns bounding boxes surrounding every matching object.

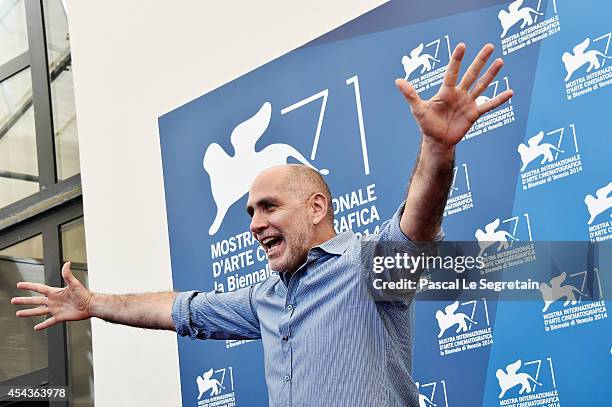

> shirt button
[286,304,293,311]
[284,375,291,382]
[282,335,288,341]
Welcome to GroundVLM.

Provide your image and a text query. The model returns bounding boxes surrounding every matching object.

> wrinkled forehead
[247,168,293,205]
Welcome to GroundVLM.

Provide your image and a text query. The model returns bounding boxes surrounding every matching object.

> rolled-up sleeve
[172,285,261,340]
[362,202,445,304]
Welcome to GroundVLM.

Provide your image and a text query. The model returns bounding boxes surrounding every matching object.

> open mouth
[261,236,284,256]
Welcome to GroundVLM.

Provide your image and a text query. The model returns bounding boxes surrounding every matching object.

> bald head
[250,164,334,226]
[283,165,334,225]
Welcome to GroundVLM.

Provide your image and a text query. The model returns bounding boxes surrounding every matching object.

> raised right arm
[11,262,176,331]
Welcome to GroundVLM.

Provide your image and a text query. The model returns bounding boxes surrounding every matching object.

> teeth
[261,237,281,249]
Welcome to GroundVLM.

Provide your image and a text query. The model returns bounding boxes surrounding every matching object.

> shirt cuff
[172,290,201,338]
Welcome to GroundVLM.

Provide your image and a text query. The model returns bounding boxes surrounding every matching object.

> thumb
[61,262,78,286]
[395,79,424,112]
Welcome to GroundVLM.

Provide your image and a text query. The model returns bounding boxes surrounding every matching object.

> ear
[309,193,329,225]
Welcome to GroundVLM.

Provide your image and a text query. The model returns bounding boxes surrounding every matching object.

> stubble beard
[270,218,315,273]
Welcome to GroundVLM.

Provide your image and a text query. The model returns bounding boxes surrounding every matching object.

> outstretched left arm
[397,43,513,241]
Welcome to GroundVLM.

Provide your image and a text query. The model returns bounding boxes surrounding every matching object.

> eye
[264,203,275,210]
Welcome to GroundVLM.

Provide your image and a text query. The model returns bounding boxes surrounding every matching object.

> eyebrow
[246,197,276,217]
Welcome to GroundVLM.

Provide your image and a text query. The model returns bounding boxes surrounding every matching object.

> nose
[250,211,268,236]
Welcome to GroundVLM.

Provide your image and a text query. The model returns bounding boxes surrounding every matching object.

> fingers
[459,43,495,91]
[395,78,425,115]
[15,281,50,295]
[11,296,47,306]
[470,58,504,98]
[443,43,466,87]
[35,316,58,331]
[16,306,49,318]
[478,89,513,115]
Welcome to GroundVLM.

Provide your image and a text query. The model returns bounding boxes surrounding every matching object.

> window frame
[0,1,84,406]
[0,197,83,406]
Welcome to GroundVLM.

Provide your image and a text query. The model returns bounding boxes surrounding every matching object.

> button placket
[281,264,300,399]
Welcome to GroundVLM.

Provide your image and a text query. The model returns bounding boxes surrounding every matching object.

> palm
[416,86,479,146]
[48,281,91,321]
[397,43,512,148]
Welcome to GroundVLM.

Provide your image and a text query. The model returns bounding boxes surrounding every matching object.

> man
[12,43,512,406]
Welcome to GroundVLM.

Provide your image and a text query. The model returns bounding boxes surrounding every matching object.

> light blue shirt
[173,203,443,406]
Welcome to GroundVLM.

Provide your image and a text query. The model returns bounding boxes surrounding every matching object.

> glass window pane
[51,69,79,180]
[0,67,39,208]
[0,234,48,383]
[44,0,80,180]
[0,0,29,66]
[0,66,31,119]
[61,218,94,406]
[43,0,69,69]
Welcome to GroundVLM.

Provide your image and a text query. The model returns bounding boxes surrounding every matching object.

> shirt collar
[311,231,356,256]
[276,231,356,286]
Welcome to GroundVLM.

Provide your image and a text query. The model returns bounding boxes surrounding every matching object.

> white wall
[66,1,387,405]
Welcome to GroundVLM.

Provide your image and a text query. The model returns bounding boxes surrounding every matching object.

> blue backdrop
[159,1,612,405]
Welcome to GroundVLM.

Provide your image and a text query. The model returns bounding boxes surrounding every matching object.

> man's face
[247,169,315,273]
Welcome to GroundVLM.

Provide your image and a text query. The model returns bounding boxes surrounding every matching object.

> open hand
[396,43,513,148]
[11,262,93,330]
